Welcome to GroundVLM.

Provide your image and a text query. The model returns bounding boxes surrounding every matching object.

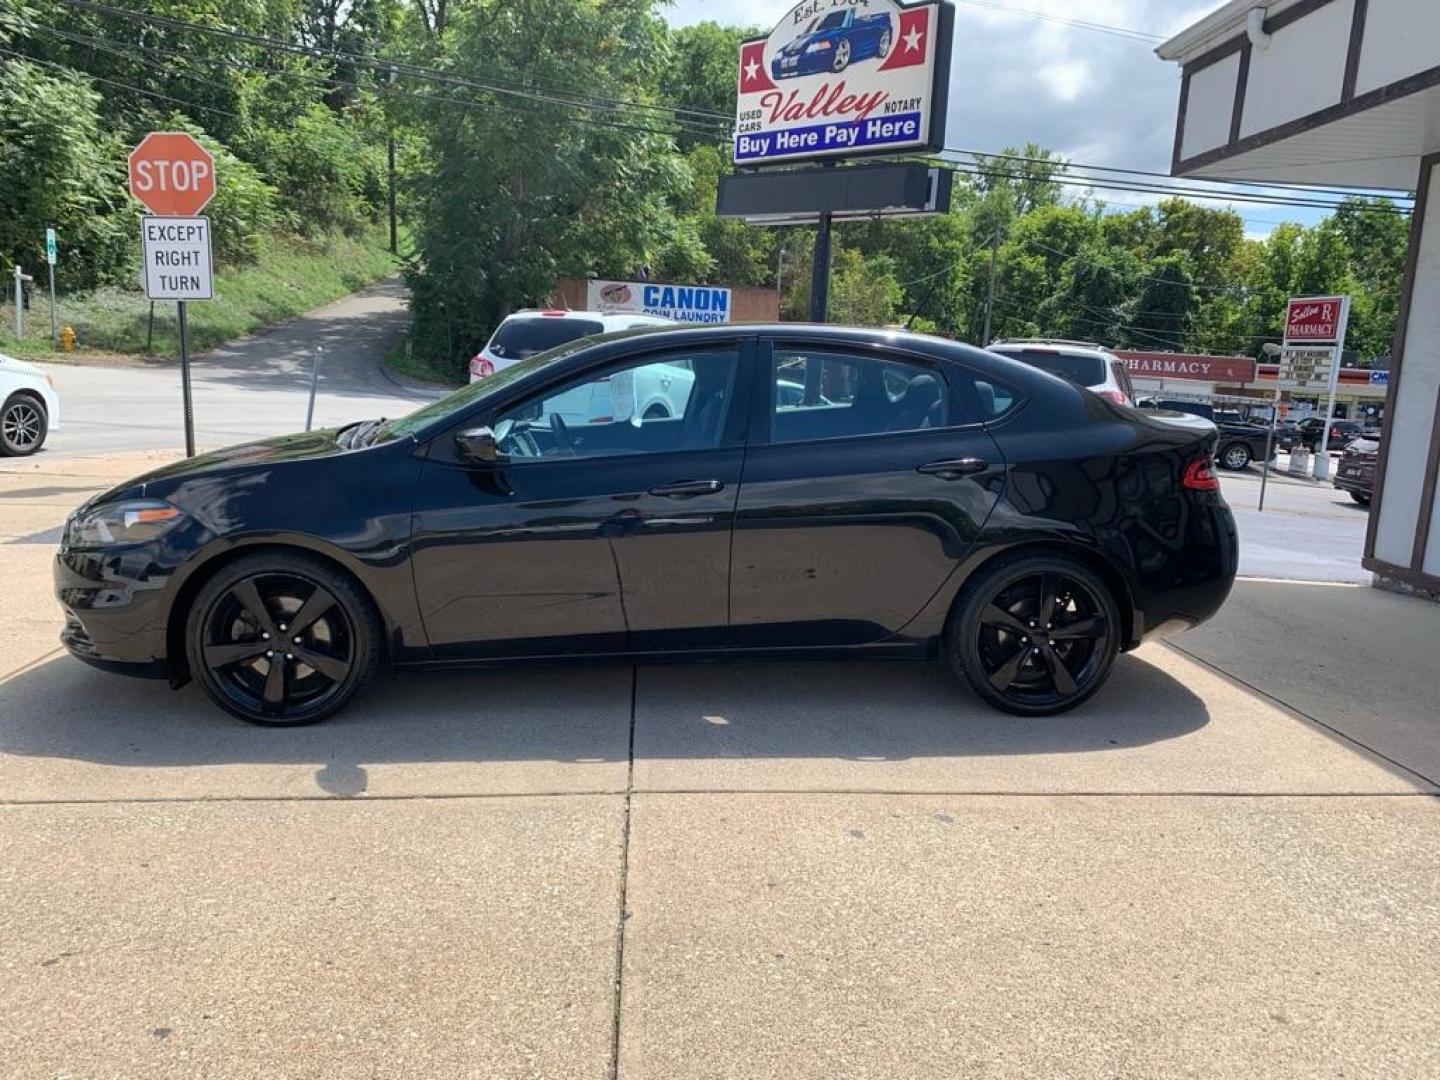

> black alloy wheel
[186,553,380,726]
[948,555,1119,716]
[1219,443,1252,471]
[1,394,47,456]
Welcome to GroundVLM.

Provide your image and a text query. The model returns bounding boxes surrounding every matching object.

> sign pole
[45,227,58,347]
[810,210,833,323]
[1258,387,1280,513]
[1311,296,1351,480]
[12,265,22,338]
[305,346,322,432]
[177,300,195,458]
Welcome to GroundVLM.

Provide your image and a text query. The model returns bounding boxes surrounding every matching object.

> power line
[951,0,1166,44]
[29,23,720,142]
[52,0,733,137]
[943,146,1413,203]
[924,157,1412,215]
[0,46,240,119]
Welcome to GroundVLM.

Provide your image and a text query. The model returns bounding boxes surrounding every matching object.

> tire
[1,393,48,456]
[185,551,381,726]
[831,40,851,72]
[945,553,1121,717]
[877,30,892,57]
[1349,491,1371,506]
[1219,442,1252,471]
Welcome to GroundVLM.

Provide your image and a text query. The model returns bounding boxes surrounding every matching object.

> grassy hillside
[0,229,399,360]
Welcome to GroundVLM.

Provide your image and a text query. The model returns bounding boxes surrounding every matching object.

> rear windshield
[999,349,1106,388]
[489,317,604,361]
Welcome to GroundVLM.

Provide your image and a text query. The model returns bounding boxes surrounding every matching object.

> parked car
[1274,419,1305,451]
[1,351,60,457]
[987,340,1136,406]
[1333,436,1380,505]
[771,9,893,79]
[56,325,1237,725]
[1298,417,1365,452]
[1136,399,1273,471]
[469,310,672,383]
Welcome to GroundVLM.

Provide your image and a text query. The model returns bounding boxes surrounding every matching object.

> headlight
[65,499,186,548]
[806,40,833,52]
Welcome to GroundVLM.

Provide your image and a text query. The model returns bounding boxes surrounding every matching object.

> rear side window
[770,349,947,444]
[998,348,1106,388]
[489,317,604,360]
[1111,360,1136,400]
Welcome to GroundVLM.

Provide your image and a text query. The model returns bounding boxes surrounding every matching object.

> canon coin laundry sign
[734,0,951,167]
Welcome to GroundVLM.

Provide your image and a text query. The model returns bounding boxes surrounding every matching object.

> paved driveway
[3,451,1438,1078]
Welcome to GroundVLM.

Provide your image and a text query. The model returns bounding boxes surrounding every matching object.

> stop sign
[128,132,215,216]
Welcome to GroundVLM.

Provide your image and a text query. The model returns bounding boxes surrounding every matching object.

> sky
[660,0,1368,236]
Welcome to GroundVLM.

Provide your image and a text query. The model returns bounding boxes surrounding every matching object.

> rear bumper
[1333,470,1374,496]
[1131,501,1238,646]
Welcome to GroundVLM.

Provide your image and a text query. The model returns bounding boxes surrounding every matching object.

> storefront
[1159,0,1440,597]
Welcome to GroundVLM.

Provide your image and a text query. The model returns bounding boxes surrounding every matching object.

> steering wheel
[549,412,577,456]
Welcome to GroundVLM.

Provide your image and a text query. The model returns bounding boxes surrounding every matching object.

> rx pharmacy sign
[734,0,951,166]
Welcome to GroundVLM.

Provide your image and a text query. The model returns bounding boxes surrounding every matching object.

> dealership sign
[1285,296,1345,342]
[587,279,733,324]
[734,0,951,166]
[1116,351,1257,384]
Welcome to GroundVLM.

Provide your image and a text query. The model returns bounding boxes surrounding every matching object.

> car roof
[988,339,1117,361]
[506,310,672,326]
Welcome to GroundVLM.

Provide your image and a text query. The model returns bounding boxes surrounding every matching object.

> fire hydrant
[59,325,75,352]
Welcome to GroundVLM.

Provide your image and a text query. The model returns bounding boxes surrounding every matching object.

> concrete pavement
[4,447,1439,1078]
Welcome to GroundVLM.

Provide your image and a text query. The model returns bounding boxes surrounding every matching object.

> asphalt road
[1219,457,1370,583]
[33,278,442,458]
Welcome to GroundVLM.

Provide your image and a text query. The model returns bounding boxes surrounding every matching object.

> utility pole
[982,227,1000,345]
[809,212,833,323]
[386,67,398,255]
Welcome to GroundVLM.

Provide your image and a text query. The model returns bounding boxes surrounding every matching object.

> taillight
[1183,457,1220,491]
[1097,389,1129,405]
[469,355,494,378]
[1330,427,1342,438]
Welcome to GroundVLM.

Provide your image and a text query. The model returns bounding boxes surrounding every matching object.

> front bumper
[55,547,173,671]
[772,52,828,78]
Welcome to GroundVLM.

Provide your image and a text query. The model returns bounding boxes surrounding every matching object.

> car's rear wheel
[1219,442,1252,470]
[186,552,380,726]
[947,554,1120,716]
[1,393,47,456]
[831,39,851,71]
[1349,491,1371,506]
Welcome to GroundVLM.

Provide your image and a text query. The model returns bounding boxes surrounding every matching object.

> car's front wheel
[1,393,47,456]
[831,39,851,71]
[186,552,381,726]
[947,554,1120,716]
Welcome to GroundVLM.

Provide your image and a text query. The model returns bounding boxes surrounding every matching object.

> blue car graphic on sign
[771,9,894,79]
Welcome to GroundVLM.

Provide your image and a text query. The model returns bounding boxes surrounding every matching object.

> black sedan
[56,325,1237,725]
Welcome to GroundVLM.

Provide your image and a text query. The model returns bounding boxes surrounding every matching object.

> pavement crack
[608,664,638,1080]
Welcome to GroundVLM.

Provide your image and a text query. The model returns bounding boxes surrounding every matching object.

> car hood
[0,351,47,379]
[86,427,358,507]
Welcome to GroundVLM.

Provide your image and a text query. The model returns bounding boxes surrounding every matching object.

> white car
[0,352,60,456]
[469,310,673,383]
[987,339,1137,406]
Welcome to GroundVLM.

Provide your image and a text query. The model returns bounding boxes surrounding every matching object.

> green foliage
[0,58,135,289]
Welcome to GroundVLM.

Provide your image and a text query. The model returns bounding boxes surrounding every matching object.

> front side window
[770,349,947,445]
[492,348,739,461]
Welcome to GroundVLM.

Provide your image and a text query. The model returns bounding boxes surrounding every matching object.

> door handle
[917,458,989,479]
[649,479,724,498]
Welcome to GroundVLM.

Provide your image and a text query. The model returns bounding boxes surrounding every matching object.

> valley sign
[734,0,952,166]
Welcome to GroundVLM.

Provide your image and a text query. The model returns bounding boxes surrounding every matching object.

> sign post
[128,132,216,457]
[45,228,57,347]
[1283,296,1350,480]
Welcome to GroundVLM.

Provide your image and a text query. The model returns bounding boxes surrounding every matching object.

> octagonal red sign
[128,132,215,216]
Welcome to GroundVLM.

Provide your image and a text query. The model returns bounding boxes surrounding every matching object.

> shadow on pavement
[0,652,1208,770]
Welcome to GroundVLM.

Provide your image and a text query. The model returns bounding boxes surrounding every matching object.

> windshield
[816,12,847,30]
[1001,349,1106,387]
[488,316,603,360]
[373,337,595,442]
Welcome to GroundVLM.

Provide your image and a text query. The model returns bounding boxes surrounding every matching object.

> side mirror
[454,426,506,466]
